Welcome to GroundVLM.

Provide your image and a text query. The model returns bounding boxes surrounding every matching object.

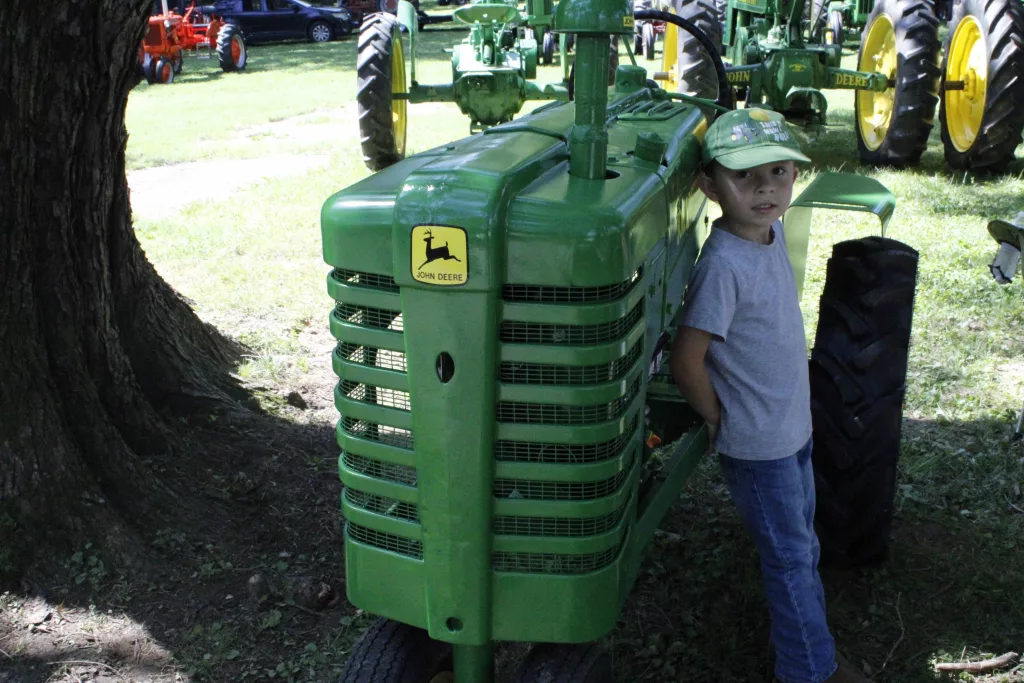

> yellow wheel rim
[427,673,454,683]
[945,16,988,152]
[856,13,897,151]
[392,30,407,157]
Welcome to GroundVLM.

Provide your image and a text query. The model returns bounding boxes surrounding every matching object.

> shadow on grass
[614,415,1024,683]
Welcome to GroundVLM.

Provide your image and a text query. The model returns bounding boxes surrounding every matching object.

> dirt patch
[128,153,330,221]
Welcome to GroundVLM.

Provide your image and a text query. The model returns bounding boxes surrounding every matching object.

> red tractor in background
[138,0,247,84]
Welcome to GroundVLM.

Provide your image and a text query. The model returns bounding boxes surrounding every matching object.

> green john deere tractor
[325,0,920,679]
[357,0,583,170]
[664,0,1024,171]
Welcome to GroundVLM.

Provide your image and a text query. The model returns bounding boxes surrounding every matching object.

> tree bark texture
[0,0,242,579]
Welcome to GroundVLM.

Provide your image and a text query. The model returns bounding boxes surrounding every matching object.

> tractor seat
[452,3,519,24]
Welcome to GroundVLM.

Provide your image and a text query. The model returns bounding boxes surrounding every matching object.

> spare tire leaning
[810,236,919,569]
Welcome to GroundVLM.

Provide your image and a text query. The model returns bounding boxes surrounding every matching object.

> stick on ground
[934,651,1019,673]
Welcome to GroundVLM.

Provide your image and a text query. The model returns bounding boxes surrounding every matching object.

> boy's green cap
[702,108,811,169]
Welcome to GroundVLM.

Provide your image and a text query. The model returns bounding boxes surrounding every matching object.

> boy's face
[697,160,799,234]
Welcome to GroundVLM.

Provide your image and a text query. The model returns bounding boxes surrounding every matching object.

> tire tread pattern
[357,13,404,171]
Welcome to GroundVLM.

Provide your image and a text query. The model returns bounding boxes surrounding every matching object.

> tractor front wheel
[811,237,919,568]
[854,0,940,166]
[828,10,843,45]
[939,0,1024,172]
[154,57,175,84]
[633,28,642,57]
[357,12,408,171]
[642,21,656,60]
[513,643,613,683]
[339,618,453,683]
[542,30,556,65]
[216,23,248,72]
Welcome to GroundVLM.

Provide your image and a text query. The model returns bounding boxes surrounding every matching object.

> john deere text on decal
[411,225,468,285]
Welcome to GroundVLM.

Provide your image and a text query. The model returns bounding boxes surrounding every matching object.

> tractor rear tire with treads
[854,0,940,166]
[673,0,723,101]
[542,30,556,65]
[810,237,919,569]
[216,23,247,72]
[939,0,1024,172]
[357,12,406,171]
[513,642,613,683]
[339,617,453,683]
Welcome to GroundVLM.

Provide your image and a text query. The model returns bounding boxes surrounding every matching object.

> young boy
[670,108,872,683]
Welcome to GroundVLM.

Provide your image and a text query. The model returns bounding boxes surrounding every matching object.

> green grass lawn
[128,24,1024,682]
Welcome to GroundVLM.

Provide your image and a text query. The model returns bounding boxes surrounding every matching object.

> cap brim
[714,146,811,170]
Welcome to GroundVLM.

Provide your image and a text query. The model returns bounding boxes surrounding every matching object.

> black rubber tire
[939,0,1024,172]
[810,237,919,569]
[713,0,727,27]
[642,21,656,60]
[216,23,247,72]
[141,52,156,83]
[357,12,407,171]
[154,57,175,84]
[340,618,453,683]
[172,50,184,74]
[633,29,643,57]
[829,9,843,44]
[808,0,829,41]
[854,0,940,166]
[378,0,399,12]
[309,19,334,42]
[566,32,575,51]
[513,642,613,683]
[542,30,556,65]
[672,0,725,101]
[437,0,450,5]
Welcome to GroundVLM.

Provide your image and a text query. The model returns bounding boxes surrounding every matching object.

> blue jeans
[718,439,837,683]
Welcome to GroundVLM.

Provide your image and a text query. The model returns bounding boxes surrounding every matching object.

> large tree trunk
[0,0,242,581]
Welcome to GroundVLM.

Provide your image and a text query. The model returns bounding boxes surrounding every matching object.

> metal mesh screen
[499,340,643,385]
[345,488,419,522]
[331,269,399,292]
[341,417,414,450]
[336,342,407,373]
[348,523,423,559]
[340,380,411,412]
[491,545,621,574]
[492,509,623,537]
[494,417,638,463]
[496,377,640,425]
[342,451,418,486]
[334,303,404,332]
[502,269,642,304]
[499,301,643,345]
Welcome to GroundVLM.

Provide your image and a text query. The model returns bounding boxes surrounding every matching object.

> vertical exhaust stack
[553,0,635,179]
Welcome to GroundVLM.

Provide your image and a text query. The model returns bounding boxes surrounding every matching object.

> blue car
[201,0,357,43]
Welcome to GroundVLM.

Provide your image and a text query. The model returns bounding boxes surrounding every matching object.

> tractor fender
[396,0,418,35]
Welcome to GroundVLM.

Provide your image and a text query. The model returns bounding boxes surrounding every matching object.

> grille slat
[342,417,414,450]
[345,488,419,522]
[500,301,643,345]
[332,268,399,292]
[341,380,411,412]
[492,545,620,574]
[349,523,422,559]
[493,449,634,501]
[334,303,404,332]
[494,417,638,463]
[502,269,642,304]
[342,451,417,486]
[336,342,407,373]
[500,340,643,385]
[496,378,640,425]
[492,509,623,536]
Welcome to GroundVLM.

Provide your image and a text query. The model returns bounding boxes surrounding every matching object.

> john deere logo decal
[412,225,468,285]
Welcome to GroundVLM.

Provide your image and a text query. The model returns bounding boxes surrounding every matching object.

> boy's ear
[696,170,719,202]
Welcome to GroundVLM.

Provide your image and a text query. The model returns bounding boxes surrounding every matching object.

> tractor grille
[329,269,420,563]
[499,340,642,385]
[492,270,647,575]
[348,523,423,559]
[345,488,419,522]
[336,342,407,373]
[341,380,411,412]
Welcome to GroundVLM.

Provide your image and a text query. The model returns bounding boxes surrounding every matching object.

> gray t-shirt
[679,219,811,460]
